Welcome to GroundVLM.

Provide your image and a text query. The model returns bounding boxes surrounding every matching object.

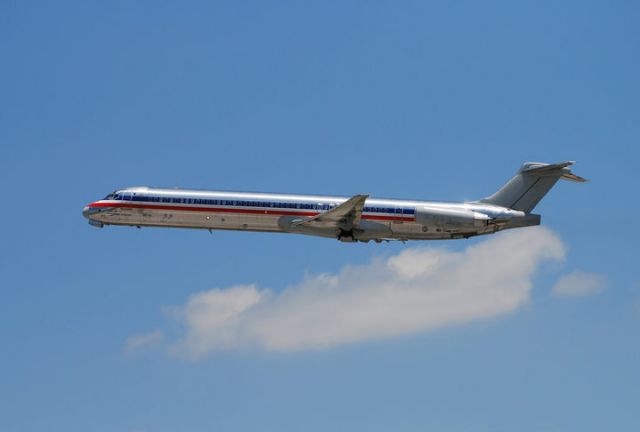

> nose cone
[82,206,90,219]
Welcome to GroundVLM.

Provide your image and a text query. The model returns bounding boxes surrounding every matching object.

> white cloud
[164,227,564,358]
[124,330,164,354]
[552,270,608,298]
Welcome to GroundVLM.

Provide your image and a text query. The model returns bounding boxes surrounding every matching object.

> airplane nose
[82,206,90,219]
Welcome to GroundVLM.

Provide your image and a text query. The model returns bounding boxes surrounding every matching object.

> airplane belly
[92,206,461,240]
[357,220,392,240]
[211,213,281,231]
[127,209,284,232]
[389,221,460,240]
[390,221,426,236]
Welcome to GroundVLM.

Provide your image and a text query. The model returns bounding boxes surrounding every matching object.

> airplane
[82,161,586,243]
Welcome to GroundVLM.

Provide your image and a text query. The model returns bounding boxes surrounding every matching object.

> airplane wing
[293,194,369,231]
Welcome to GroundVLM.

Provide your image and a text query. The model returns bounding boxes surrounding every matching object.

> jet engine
[416,206,491,229]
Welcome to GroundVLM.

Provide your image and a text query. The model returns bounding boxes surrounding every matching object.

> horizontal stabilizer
[561,172,588,183]
[521,161,588,182]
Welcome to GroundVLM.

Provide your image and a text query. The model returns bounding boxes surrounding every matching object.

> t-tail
[478,161,587,213]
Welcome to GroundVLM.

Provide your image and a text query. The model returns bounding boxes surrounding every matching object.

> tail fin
[478,161,587,213]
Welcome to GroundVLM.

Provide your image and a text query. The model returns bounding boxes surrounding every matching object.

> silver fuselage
[83,187,540,242]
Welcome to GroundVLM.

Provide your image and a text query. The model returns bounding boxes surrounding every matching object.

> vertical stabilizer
[478,161,587,213]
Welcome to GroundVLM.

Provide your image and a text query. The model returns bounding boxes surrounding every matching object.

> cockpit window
[103,191,119,200]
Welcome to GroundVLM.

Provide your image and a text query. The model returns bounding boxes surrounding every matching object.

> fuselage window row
[105,193,415,215]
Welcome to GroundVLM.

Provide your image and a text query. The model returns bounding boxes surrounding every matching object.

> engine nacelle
[416,206,490,229]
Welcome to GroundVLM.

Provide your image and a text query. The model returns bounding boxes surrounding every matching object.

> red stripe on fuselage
[87,202,415,222]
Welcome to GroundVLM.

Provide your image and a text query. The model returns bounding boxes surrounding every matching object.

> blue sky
[1,1,639,430]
